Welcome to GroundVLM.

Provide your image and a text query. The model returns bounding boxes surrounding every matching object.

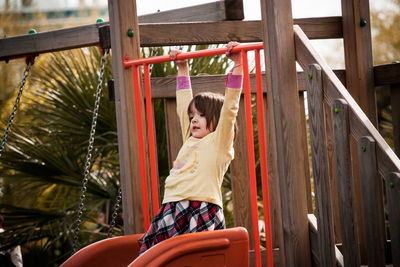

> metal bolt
[127,29,134,37]
[361,146,367,152]
[96,18,104,23]
[334,107,340,113]
[28,29,37,34]
[360,19,368,27]
[308,73,313,80]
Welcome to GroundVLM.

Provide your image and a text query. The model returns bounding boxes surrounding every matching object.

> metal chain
[0,61,33,159]
[107,187,122,238]
[71,49,109,253]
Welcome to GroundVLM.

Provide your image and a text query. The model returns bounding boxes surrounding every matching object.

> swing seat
[61,227,249,267]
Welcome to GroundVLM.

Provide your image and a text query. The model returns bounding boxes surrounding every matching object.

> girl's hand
[170,49,188,69]
[226,41,242,65]
[170,48,189,76]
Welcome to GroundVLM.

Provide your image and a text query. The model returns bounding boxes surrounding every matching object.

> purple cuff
[177,76,191,90]
[226,73,243,89]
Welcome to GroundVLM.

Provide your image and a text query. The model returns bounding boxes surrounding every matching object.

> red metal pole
[255,49,274,266]
[132,66,150,229]
[242,50,261,267]
[143,64,160,216]
[123,43,264,67]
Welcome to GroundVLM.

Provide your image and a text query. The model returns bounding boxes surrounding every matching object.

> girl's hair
[188,92,224,132]
[187,92,238,137]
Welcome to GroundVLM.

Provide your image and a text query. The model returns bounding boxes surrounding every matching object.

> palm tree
[0,45,231,266]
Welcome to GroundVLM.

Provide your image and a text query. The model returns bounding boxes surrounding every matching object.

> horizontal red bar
[123,43,264,68]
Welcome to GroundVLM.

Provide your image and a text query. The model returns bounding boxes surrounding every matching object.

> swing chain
[0,61,33,158]
[107,186,122,238]
[71,49,109,253]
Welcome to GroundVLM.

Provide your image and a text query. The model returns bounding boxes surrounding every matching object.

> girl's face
[189,105,211,139]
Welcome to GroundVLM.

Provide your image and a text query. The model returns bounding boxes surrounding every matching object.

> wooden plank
[264,90,286,267]
[0,17,342,61]
[374,62,400,86]
[164,99,183,169]
[150,71,347,99]
[294,25,400,177]
[331,99,361,267]
[324,101,343,244]
[108,0,148,234]
[385,172,400,267]
[260,0,311,266]
[357,136,386,266]
[341,0,377,126]
[391,85,400,157]
[299,91,312,213]
[308,214,344,267]
[307,64,336,267]
[138,1,226,23]
[224,0,244,20]
[230,99,254,249]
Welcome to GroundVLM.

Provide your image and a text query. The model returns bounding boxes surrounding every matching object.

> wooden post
[260,0,311,266]
[108,0,148,234]
[341,0,377,125]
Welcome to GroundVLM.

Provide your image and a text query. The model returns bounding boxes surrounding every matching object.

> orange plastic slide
[61,227,249,267]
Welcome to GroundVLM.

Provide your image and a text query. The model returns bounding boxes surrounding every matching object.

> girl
[138,42,243,255]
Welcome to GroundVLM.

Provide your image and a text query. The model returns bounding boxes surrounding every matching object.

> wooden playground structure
[1,0,400,266]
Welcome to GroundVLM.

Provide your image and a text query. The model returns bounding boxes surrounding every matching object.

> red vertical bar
[143,64,160,215]
[255,49,274,266]
[242,51,261,267]
[133,66,150,229]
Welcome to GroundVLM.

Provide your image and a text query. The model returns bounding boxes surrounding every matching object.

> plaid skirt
[138,200,225,255]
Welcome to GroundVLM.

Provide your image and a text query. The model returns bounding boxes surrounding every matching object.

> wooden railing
[294,25,400,266]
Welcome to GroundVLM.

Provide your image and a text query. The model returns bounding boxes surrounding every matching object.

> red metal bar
[123,43,264,68]
[132,66,150,230]
[255,49,274,267]
[143,64,160,216]
[242,50,261,267]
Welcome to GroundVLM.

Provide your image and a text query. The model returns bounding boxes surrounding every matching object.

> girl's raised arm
[170,49,193,141]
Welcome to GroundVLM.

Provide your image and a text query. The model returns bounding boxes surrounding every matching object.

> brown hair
[187,92,238,137]
[188,92,224,132]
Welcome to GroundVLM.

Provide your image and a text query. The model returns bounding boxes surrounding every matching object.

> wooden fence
[295,25,400,266]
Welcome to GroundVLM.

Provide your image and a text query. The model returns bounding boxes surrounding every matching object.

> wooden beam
[138,1,226,23]
[224,0,244,20]
[108,0,148,234]
[260,0,311,266]
[374,62,400,86]
[148,70,345,99]
[0,17,342,61]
